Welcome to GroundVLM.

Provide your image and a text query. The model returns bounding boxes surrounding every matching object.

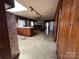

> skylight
[7,0,28,12]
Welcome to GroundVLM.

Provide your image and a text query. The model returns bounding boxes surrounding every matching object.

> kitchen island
[17,27,35,37]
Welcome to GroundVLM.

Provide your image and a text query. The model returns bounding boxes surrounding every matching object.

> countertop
[17,27,34,29]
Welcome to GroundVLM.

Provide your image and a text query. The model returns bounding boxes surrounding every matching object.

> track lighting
[29,6,42,19]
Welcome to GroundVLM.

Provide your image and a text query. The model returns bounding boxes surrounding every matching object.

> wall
[0,1,19,59]
[0,2,12,59]
[6,12,19,59]
[53,0,62,40]
[27,20,31,27]
[56,0,79,59]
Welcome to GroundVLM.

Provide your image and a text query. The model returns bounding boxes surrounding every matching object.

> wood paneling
[56,0,79,59]
[54,0,62,41]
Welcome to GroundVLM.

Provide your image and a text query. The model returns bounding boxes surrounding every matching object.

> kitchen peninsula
[17,27,35,37]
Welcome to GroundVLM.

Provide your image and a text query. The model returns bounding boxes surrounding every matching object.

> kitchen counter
[17,27,34,28]
[17,27,35,37]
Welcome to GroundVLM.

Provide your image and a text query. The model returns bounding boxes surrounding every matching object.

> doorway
[16,18,57,59]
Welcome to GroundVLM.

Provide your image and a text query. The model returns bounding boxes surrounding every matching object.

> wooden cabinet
[56,0,79,59]
[17,27,35,37]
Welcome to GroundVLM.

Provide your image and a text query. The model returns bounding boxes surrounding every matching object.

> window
[18,20,26,27]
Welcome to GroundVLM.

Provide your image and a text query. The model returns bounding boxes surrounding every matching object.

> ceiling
[13,0,59,20]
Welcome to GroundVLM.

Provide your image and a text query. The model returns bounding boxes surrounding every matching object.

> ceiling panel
[14,0,59,20]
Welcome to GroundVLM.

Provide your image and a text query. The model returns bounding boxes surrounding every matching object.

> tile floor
[17,32,57,59]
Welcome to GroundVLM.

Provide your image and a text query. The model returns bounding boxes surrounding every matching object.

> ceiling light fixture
[6,0,28,12]
[30,6,34,11]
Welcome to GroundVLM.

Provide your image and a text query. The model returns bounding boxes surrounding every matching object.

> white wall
[27,20,31,27]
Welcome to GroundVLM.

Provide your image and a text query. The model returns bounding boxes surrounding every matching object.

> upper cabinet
[5,0,14,9]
